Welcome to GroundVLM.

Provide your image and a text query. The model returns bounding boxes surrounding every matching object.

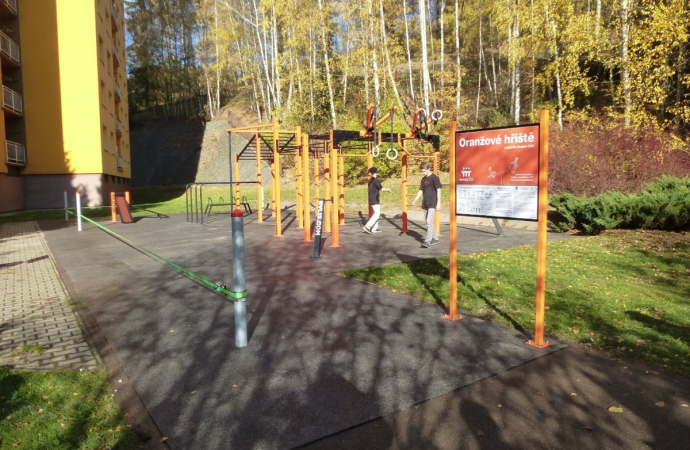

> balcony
[5,140,25,166]
[0,31,20,66]
[112,43,120,68]
[2,85,22,115]
[0,0,17,17]
[117,155,124,171]
[114,79,121,101]
[111,2,119,32]
[115,117,123,136]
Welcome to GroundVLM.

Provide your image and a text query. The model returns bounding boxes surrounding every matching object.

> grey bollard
[231,209,247,348]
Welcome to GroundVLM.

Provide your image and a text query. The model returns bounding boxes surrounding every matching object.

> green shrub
[550,176,690,234]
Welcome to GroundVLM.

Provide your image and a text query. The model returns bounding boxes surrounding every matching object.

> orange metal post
[256,132,263,222]
[330,146,340,247]
[110,192,117,222]
[125,191,130,205]
[338,154,345,225]
[303,137,312,242]
[324,145,332,233]
[445,121,463,322]
[401,152,408,232]
[527,110,552,348]
[273,117,282,237]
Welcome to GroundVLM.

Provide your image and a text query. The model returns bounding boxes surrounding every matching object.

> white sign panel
[456,185,538,220]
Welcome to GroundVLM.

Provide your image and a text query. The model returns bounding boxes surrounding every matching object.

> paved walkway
[0,222,98,371]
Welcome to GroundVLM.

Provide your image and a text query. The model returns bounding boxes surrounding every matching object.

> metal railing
[0,31,20,65]
[3,0,17,15]
[5,140,25,165]
[112,43,120,66]
[114,79,122,100]
[115,117,123,135]
[117,155,124,170]
[2,85,22,115]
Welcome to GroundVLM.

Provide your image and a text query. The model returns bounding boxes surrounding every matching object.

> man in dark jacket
[411,162,442,247]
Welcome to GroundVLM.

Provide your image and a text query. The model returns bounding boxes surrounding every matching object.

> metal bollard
[64,190,68,221]
[311,199,325,258]
[231,209,247,348]
[76,191,82,232]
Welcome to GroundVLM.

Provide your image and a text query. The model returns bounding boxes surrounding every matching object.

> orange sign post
[526,110,551,348]
[450,111,551,347]
[446,120,464,322]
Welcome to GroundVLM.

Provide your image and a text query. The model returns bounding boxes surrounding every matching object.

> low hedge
[549,176,690,234]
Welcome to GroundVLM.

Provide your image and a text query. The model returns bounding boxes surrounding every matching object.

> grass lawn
[342,229,690,378]
[0,367,145,449]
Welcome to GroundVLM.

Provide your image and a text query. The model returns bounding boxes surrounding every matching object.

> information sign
[455,125,540,221]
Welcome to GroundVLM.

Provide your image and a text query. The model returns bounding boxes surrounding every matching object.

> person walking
[363,167,391,234]
[411,162,442,247]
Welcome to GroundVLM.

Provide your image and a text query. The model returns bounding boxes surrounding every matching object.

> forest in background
[125,0,690,194]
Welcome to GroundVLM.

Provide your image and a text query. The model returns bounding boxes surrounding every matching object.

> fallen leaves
[608,406,624,413]
[655,401,665,407]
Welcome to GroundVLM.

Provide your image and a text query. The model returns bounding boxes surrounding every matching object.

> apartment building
[0,0,130,213]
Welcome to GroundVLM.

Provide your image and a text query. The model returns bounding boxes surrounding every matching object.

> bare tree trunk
[380,0,403,109]
[513,5,521,125]
[342,38,351,104]
[309,25,316,125]
[545,2,563,130]
[455,0,461,112]
[488,15,499,107]
[317,0,337,128]
[620,0,632,126]
[595,0,602,38]
[404,0,415,101]
[271,0,281,108]
[531,0,535,114]
[440,0,446,88]
[476,0,484,123]
[214,0,221,118]
[420,0,431,111]
[369,0,380,105]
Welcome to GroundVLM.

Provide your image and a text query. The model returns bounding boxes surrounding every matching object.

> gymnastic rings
[431,110,443,121]
[386,147,398,160]
[372,144,381,158]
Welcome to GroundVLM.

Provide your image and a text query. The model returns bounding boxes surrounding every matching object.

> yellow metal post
[273,117,282,236]
[295,127,303,229]
[338,153,345,225]
[330,145,340,247]
[256,132,263,222]
[234,155,241,206]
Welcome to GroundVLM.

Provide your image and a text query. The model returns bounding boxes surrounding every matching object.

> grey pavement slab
[41,212,574,449]
[0,222,98,371]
